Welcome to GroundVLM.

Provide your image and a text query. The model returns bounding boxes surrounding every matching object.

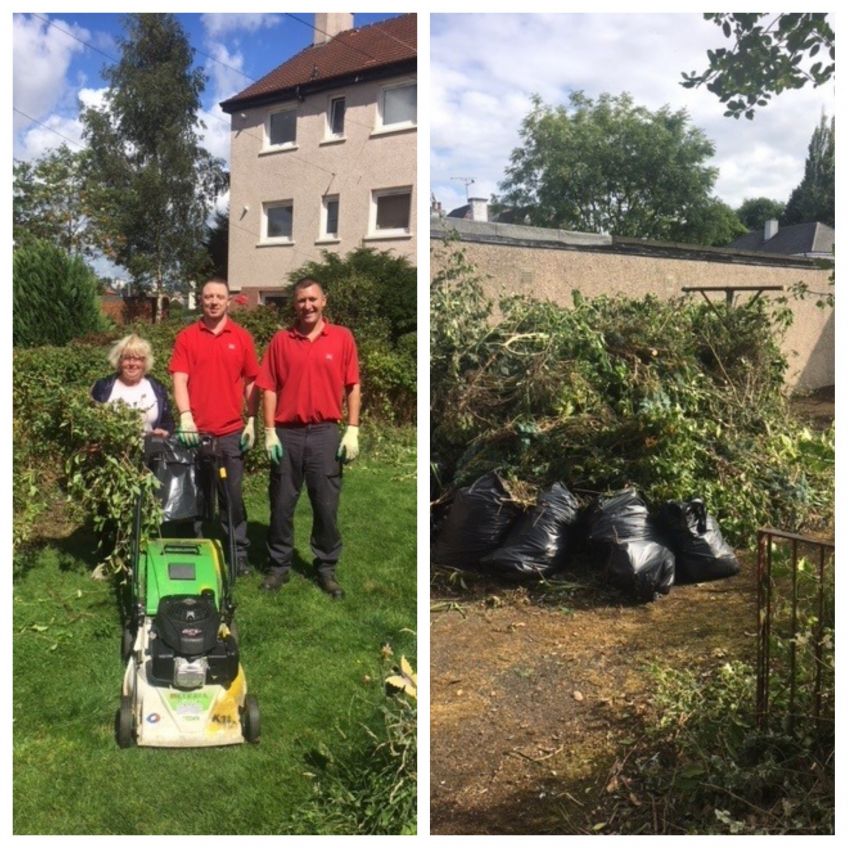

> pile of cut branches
[430,245,833,546]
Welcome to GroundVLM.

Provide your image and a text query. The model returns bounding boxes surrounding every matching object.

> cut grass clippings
[13,447,416,835]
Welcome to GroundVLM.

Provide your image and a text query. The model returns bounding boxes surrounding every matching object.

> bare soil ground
[430,561,758,834]
[430,388,833,835]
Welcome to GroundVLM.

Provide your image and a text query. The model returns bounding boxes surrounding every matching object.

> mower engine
[150,592,239,691]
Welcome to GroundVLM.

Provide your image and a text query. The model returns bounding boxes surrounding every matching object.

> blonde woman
[91,334,174,435]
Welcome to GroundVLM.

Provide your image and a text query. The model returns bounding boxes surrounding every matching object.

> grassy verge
[13,443,416,835]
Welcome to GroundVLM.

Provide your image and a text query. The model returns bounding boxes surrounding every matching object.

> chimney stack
[764,218,779,241]
[313,13,354,46]
[469,197,489,222]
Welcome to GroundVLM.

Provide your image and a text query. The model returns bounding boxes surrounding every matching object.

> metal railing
[756,527,835,735]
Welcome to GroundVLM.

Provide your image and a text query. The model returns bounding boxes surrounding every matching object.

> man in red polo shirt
[257,276,361,598]
[169,277,260,575]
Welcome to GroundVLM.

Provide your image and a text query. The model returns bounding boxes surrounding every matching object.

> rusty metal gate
[756,527,835,735]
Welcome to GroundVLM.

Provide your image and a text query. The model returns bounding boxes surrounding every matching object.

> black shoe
[236,557,252,577]
[318,574,345,600]
[261,567,290,592]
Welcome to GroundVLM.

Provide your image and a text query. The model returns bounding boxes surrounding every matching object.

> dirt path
[430,561,758,835]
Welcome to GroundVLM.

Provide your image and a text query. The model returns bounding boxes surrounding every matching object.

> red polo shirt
[169,318,259,436]
[256,322,360,425]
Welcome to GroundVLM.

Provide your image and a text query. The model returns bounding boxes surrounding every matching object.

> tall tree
[681,13,834,119]
[735,197,787,231]
[781,115,835,227]
[498,92,739,245]
[203,207,230,280]
[13,145,97,257]
[81,13,226,318]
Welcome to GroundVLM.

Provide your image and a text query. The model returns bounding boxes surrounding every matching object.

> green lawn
[13,447,416,835]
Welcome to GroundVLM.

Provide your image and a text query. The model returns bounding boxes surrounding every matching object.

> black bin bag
[587,489,675,601]
[657,499,740,584]
[144,436,204,522]
[430,472,522,569]
[481,482,580,577]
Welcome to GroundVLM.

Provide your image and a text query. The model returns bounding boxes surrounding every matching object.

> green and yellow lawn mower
[116,434,259,748]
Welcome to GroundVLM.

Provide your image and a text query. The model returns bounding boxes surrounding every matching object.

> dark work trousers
[267,422,343,578]
[192,431,249,561]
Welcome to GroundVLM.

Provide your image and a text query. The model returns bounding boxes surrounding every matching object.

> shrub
[430,242,833,546]
[13,239,105,347]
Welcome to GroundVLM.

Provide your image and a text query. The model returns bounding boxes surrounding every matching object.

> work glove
[336,425,359,464]
[240,416,256,452]
[177,411,200,447]
[265,427,283,464]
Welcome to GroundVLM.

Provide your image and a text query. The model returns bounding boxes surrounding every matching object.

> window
[379,82,416,130]
[267,107,296,147]
[328,96,346,138]
[263,201,293,242]
[320,195,340,240]
[370,187,412,237]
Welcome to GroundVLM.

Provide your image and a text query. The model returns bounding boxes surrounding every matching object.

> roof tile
[223,13,416,108]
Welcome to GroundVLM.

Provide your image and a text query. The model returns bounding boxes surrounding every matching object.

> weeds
[292,649,417,835]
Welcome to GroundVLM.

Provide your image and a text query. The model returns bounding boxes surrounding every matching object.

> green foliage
[203,207,229,279]
[81,13,227,293]
[681,13,835,119]
[736,197,787,231]
[13,344,161,575]
[13,239,106,347]
[781,115,834,227]
[497,91,738,245]
[292,650,417,834]
[13,144,98,257]
[430,243,834,546]
[613,654,833,833]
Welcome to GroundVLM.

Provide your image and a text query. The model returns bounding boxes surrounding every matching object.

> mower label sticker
[146,713,161,724]
[167,691,213,715]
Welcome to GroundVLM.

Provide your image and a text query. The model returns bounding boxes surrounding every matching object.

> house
[728,219,835,260]
[220,13,417,307]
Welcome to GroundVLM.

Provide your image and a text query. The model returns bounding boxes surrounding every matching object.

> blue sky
[431,12,836,216]
[12,12,400,168]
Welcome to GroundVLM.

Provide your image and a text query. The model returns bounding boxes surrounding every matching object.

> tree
[736,197,787,231]
[81,13,227,318]
[781,115,834,227]
[497,91,737,245]
[203,207,229,279]
[13,239,105,347]
[681,13,835,119]
[13,145,97,257]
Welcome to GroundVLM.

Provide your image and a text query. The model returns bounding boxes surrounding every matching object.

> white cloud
[201,13,282,39]
[431,13,835,214]
[12,14,90,148]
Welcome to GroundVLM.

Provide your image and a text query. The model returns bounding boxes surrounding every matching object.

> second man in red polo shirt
[256,276,361,599]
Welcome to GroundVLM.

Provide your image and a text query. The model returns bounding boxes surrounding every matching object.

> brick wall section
[431,218,834,391]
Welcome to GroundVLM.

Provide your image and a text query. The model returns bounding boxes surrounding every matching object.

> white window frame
[375,80,416,133]
[264,105,298,150]
[318,194,340,242]
[261,200,294,244]
[367,186,412,239]
[324,96,346,141]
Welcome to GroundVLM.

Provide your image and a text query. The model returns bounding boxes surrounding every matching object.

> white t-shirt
[107,377,160,432]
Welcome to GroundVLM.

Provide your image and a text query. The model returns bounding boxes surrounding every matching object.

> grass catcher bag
[145,436,204,522]
[481,482,580,577]
[587,489,675,601]
[431,471,522,568]
[657,499,740,584]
